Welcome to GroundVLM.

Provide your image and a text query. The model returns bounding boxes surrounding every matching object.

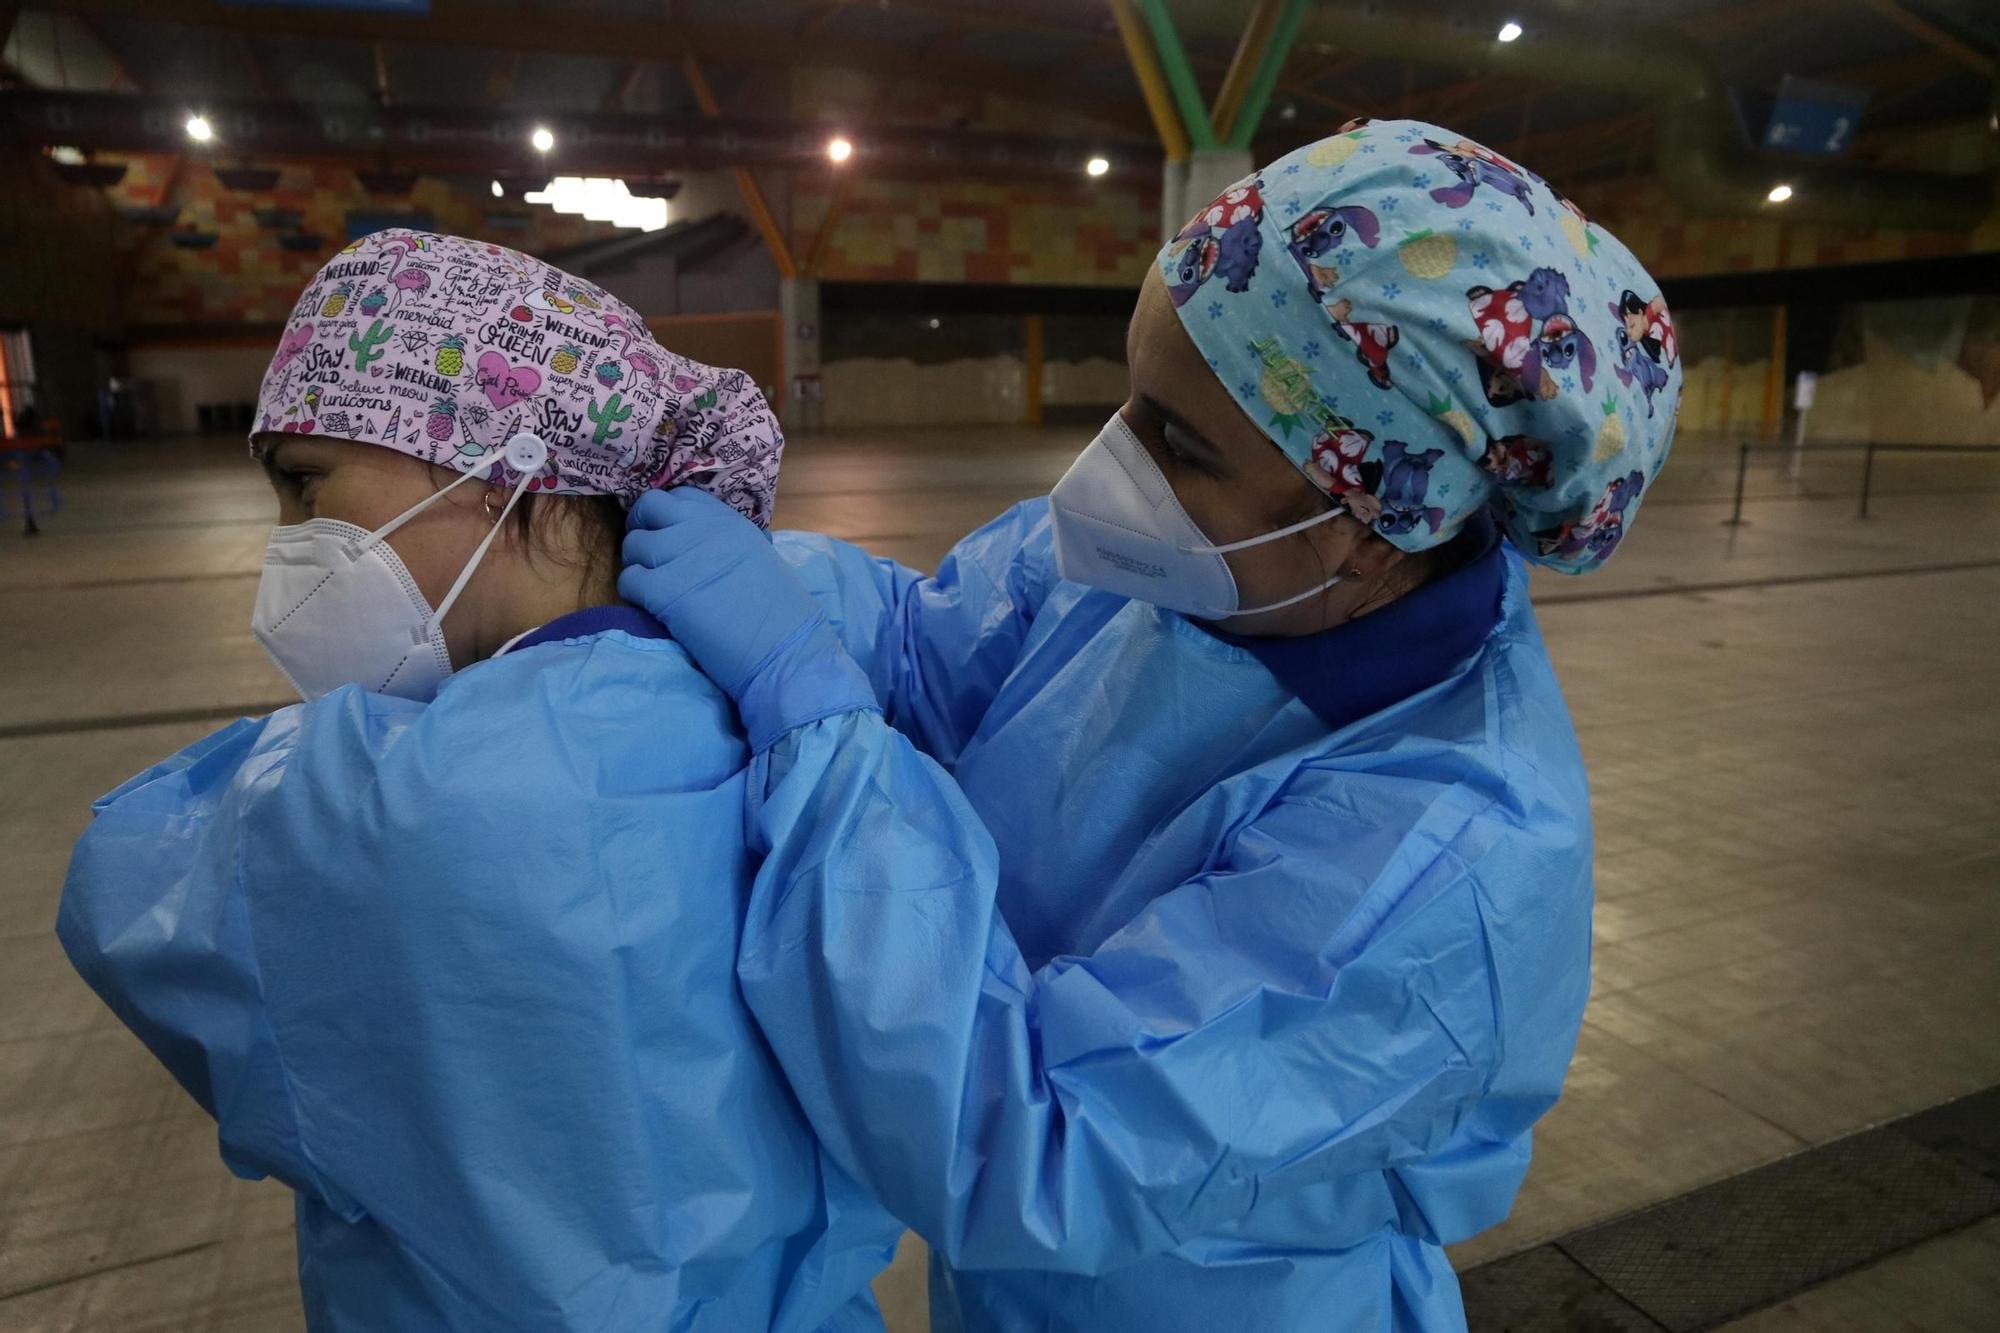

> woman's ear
[1345,528,1411,580]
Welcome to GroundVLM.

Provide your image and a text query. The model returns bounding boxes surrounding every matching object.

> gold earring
[484,487,500,524]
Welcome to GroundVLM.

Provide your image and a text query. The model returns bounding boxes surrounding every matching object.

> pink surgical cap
[252,230,782,527]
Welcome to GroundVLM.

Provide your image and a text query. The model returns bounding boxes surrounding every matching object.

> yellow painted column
[1762,305,1788,440]
[1717,310,1739,432]
[1106,0,1191,162]
[1024,315,1045,428]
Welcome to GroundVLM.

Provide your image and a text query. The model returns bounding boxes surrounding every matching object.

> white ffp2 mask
[1048,414,1347,619]
[251,432,549,703]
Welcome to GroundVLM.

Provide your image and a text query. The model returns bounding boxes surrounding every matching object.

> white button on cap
[504,431,548,473]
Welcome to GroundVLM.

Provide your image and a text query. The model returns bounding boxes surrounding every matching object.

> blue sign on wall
[227,0,430,13]
[1762,76,1869,156]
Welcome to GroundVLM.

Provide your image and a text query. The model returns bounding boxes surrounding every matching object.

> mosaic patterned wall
[779,65,1161,287]
[104,155,621,329]
[792,176,1158,285]
[56,126,2000,326]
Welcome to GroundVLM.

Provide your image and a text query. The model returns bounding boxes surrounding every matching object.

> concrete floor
[3,428,1998,1331]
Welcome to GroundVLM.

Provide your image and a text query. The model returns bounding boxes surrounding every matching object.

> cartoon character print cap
[1162,118,1681,572]
[252,230,783,526]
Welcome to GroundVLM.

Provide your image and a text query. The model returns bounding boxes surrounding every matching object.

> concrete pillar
[1158,157,1189,244]
[779,275,820,433]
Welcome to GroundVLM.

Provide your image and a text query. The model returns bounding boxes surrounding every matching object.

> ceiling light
[1086,156,1110,177]
[530,126,555,153]
[827,135,854,164]
[1767,183,1794,203]
[523,176,668,231]
[490,179,504,198]
[184,114,214,143]
[1497,21,1522,42]
[50,145,85,165]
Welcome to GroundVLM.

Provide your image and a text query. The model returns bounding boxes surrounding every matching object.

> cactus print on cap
[1163,118,1682,574]
[252,231,783,527]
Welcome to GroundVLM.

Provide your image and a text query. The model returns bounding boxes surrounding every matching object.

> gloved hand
[621,488,876,749]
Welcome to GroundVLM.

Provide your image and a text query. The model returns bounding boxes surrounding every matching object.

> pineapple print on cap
[1428,393,1480,449]
[552,344,582,375]
[1592,394,1625,462]
[1559,203,1597,260]
[1305,130,1367,169]
[434,336,466,377]
[1258,349,1319,438]
[426,398,458,443]
[321,282,352,318]
[1397,230,1456,280]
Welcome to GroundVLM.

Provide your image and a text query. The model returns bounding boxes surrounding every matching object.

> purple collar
[1216,511,1506,732]
[505,604,671,655]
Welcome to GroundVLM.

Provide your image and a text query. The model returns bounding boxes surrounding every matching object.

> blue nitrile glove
[621,488,877,750]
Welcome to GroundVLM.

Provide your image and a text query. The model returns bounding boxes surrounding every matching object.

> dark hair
[512,491,627,597]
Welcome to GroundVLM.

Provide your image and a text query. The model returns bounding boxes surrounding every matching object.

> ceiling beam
[603,61,646,111]
[1851,0,1995,76]
[70,12,145,92]
[5,87,1161,182]
[235,31,270,99]
[681,53,795,281]
[50,0,1153,140]
[1829,48,1959,93]
[1678,0,1818,43]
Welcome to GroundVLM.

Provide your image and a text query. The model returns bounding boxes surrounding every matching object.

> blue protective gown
[736,499,1593,1332]
[57,606,900,1333]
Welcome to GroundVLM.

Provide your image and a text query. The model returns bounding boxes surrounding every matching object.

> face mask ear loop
[423,464,536,637]
[356,453,506,555]
[1225,568,1347,619]
[1185,501,1348,556]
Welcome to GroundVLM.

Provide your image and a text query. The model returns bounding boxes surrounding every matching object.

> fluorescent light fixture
[1767,183,1794,203]
[530,126,555,153]
[827,135,854,164]
[523,176,669,231]
[1497,21,1523,42]
[1086,156,1110,177]
[185,114,214,142]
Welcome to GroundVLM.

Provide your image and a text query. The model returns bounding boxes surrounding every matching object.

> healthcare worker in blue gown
[621,119,1683,1331]
[57,234,900,1331]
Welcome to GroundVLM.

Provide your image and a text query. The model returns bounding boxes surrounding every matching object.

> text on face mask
[1095,547,1168,580]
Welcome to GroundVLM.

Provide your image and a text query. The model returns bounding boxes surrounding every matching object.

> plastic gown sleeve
[773,499,1057,765]
[57,709,364,1214]
[740,707,1506,1274]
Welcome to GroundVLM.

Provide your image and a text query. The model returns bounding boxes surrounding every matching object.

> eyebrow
[1139,395,1231,475]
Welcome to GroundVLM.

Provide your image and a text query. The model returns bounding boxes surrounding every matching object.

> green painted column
[1228,0,1311,151]
[1136,0,1217,152]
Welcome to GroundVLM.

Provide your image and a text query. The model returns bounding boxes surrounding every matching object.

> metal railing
[1721,441,2000,526]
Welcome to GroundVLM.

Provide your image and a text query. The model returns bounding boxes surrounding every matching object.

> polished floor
[2,429,1997,1331]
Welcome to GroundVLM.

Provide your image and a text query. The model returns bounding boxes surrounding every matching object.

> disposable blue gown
[57,610,901,1332]
[733,500,1593,1332]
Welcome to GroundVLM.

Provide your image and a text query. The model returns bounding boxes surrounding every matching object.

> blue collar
[1217,511,1506,733]
[505,604,672,655]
